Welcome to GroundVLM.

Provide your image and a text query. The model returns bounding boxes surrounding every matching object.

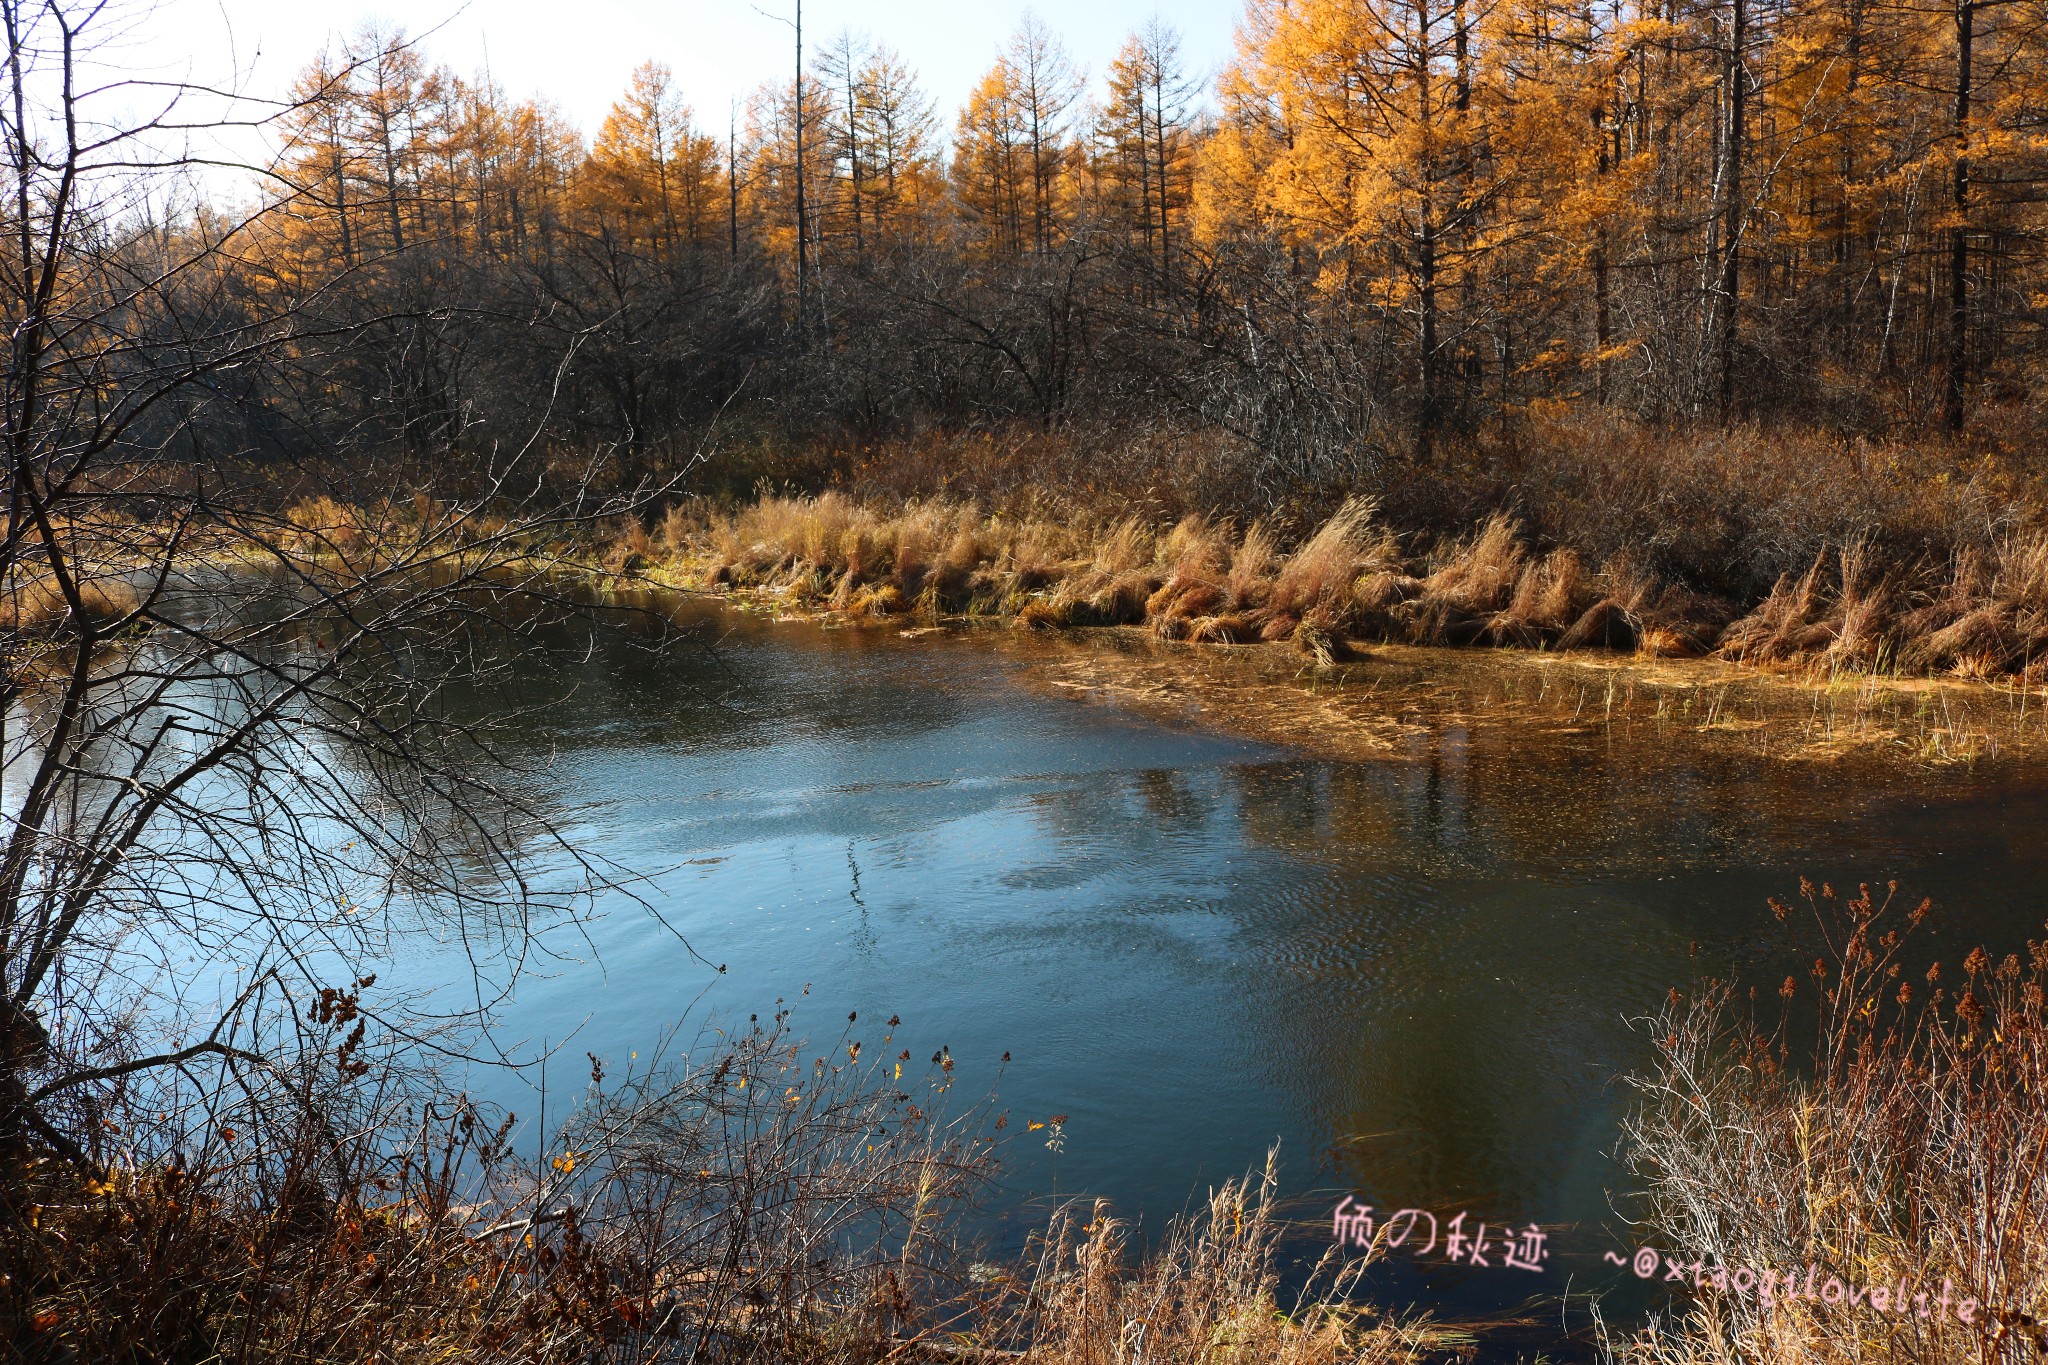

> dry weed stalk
[1612,881,2048,1365]
[970,1153,1427,1365]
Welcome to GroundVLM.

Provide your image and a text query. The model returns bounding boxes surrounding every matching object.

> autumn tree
[955,17,1083,258]
[1218,0,1528,449]
[582,61,723,252]
[953,63,1030,256]
[816,34,944,260]
[1091,21,1203,292]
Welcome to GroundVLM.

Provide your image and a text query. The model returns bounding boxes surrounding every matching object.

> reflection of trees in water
[1074,726,2048,1231]
[1127,768,1210,831]
[413,606,981,760]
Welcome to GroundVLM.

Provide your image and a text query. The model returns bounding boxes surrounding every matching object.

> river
[370,597,2048,1347]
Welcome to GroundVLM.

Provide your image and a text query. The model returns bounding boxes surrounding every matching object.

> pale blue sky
[138,0,1244,148]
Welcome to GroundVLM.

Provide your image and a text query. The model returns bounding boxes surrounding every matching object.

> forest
[161,0,2048,664]
[236,0,2048,474]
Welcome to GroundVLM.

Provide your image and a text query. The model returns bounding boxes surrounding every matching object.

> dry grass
[3,1015,1428,1365]
[0,573,139,634]
[1710,533,2048,680]
[1610,881,2048,1365]
[592,491,2048,687]
[979,1154,1429,1365]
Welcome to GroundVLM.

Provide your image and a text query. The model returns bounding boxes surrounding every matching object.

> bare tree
[0,0,644,1159]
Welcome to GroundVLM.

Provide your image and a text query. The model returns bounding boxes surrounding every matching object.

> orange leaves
[580,61,724,250]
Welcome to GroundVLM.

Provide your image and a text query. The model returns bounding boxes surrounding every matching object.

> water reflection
[290,602,2048,1341]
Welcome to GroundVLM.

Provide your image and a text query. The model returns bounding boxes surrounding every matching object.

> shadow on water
[337,597,2048,1358]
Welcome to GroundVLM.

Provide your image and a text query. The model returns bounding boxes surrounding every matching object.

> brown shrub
[1559,598,1637,651]
[1614,881,2048,1365]
[1719,557,1831,664]
[1258,613,1301,642]
[1228,520,1281,609]
[847,582,904,617]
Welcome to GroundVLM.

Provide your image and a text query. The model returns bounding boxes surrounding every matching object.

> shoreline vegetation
[1613,883,2048,1364]
[526,460,2048,761]
[616,484,2048,688]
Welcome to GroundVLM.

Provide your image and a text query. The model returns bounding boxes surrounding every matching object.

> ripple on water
[392,609,2048,1349]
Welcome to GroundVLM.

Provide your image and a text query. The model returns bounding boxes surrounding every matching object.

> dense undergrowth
[14,425,2045,688]
[0,1008,1430,1365]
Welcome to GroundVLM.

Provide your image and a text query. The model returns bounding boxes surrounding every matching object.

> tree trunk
[1416,0,1440,458]
[1715,0,1745,421]
[793,0,808,331]
[1945,0,1973,434]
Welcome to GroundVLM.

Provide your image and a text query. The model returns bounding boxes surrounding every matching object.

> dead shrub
[1559,598,1638,651]
[1016,598,1070,630]
[1613,880,2048,1365]
[1228,520,1280,609]
[1719,557,1831,664]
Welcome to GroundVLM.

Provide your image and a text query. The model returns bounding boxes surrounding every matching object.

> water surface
[414,603,2048,1343]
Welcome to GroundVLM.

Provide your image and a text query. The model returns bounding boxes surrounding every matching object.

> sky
[131,0,1245,154]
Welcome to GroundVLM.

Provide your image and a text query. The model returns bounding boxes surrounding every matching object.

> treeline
[213,0,2047,501]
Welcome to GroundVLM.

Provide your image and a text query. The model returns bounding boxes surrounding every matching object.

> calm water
[402,602,2047,1346]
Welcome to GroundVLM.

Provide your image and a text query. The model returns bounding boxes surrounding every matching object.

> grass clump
[0,573,140,636]
[635,489,2048,689]
[982,1154,1428,1365]
[1611,880,2048,1364]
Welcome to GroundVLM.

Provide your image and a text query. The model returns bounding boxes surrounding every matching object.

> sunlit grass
[636,493,2048,699]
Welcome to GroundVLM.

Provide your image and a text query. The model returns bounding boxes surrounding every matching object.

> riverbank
[600,492,2048,764]
[625,493,2048,690]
